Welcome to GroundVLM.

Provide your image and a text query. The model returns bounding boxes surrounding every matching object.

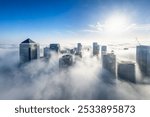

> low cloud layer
[0,45,150,100]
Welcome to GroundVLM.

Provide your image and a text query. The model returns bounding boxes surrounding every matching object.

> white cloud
[82,22,150,33]
[131,24,150,31]
[0,46,150,99]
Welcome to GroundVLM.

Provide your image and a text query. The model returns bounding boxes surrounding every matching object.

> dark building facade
[102,53,116,76]
[19,38,40,63]
[136,45,150,76]
[118,61,136,83]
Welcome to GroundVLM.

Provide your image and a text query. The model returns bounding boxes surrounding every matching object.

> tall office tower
[102,53,116,76]
[20,38,40,64]
[49,43,60,53]
[101,45,107,55]
[136,45,150,76]
[93,42,100,56]
[75,43,82,58]
[77,43,82,53]
[44,47,50,58]
[117,61,136,83]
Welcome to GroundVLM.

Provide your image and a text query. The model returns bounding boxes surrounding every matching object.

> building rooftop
[104,52,115,56]
[118,61,135,64]
[21,38,35,43]
[137,45,150,48]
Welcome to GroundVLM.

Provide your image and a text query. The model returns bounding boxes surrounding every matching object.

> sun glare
[104,14,129,33]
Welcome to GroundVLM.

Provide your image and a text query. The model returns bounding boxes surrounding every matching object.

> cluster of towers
[101,45,150,83]
[19,38,150,84]
[44,44,60,58]
[101,48,136,83]
[20,38,61,63]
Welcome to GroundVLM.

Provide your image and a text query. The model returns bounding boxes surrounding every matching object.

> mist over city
[0,0,150,100]
[0,41,150,100]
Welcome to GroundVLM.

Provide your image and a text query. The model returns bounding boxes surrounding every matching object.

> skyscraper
[77,43,82,54]
[117,61,136,83]
[49,43,60,53]
[136,45,150,76]
[44,47,50,58]
[93,42,99,56]
[75,43,82,58]
[101,45,107,55]
[19,38,40,64]
[102,53,116,76]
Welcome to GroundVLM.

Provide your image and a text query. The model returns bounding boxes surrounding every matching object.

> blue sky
[0,0,150,44]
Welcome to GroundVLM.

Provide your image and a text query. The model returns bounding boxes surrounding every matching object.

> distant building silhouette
[93,42,99,56]
[136,45,150,76]
[75,43,82,58]
[49,43,60,53]
[118,61,136,83]
[101,45,107,54]
[44,47,50,58]
[19,38,40,63]
[77,43,82,53]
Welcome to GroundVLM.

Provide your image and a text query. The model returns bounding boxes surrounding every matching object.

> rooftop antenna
[135,37,141,46]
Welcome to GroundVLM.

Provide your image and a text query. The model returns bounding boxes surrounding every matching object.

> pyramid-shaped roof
[21,38,35,43]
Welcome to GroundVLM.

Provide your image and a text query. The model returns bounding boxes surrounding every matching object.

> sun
[104,14,129,34]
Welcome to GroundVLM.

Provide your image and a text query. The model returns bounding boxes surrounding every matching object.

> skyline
[1,0,150,100]
[0,0,150,44]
